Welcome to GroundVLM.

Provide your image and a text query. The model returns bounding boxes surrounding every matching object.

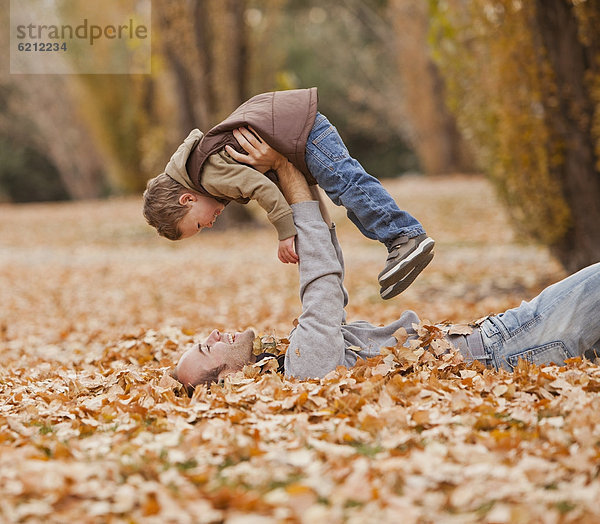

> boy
[143,88,434,299]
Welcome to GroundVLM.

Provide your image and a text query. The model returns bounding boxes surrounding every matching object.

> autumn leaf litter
[1,176,598,523]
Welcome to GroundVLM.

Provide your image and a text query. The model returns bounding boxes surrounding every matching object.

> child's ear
[179,193,196,206]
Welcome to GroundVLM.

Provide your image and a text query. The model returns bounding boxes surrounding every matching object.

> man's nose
[207,329,220,343]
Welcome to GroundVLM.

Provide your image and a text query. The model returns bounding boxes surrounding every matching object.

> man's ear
[178,192,197,206]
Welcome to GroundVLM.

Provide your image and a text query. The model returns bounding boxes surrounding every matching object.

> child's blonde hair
[142,174,190,240]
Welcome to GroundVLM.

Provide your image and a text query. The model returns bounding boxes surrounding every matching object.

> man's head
[174,328,256,390]
[143,174,225,240]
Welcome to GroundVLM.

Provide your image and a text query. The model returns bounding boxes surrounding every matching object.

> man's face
[175,328,256,388]
[177,193,225,239]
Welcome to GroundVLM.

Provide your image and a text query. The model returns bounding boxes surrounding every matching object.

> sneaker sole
[378,237,435,287]
[380,251,434,300]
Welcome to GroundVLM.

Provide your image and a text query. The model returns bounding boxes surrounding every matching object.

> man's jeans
[305,112,424,250]
[475,262,600,370]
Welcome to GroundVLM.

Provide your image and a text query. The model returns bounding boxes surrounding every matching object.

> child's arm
[223,126,313,265]
[201,152,297,243]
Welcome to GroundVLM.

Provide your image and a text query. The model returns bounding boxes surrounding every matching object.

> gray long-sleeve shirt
[284,201,420,379]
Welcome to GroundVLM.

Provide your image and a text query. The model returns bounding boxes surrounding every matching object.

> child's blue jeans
[476,262,600,370]
[305,112,424,250]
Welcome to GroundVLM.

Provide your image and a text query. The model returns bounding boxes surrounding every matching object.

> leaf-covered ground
[2,175,598,523]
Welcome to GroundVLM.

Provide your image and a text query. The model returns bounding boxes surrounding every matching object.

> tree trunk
[4,77,105,199]
[164,46,203,133]
[389,0,476,175]
[0,3,104,199]
[157,0,255,226]
[155,0,209,131]
[229,0,247,105]
[193,0,214,128]
[534,0,600,271]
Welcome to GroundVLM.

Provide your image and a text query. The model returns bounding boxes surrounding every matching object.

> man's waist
[444,326,489,363]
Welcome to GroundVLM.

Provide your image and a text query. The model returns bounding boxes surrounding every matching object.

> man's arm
[227,126,331,225]
[309,185,332,228]
[285,200,348,378]
[273,155,313,204]
[226,126,313,205]
[227,127,348,378]
[226,126,312,264]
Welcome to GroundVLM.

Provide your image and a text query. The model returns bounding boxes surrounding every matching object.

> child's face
[177,194,225,239]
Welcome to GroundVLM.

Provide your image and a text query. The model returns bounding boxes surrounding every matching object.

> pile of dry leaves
[2,325,600,523]
[2,176,597,523]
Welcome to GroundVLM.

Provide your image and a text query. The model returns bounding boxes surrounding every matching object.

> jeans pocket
[481,317,502,339]
[311,125,349,162]
[495,309,542,339]
[313,112,327,127]
[506,341,569,370]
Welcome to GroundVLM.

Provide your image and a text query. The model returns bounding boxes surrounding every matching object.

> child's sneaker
[378,234,435,299]
[380,251,434,299]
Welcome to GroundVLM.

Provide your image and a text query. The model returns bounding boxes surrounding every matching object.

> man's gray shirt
[284,201,420,379]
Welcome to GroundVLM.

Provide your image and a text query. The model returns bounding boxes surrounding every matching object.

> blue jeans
[475,263,600,371]
[305,113,424,250]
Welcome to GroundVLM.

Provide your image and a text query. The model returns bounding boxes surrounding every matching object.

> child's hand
[278,236,299,264]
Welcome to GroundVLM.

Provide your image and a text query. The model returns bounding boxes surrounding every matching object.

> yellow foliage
[428,0,600,245]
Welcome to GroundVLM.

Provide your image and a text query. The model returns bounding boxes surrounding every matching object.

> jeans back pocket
[311,125,349,162]
[506,341,569,369]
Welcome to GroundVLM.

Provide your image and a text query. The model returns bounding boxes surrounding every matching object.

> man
[174,130,600,390]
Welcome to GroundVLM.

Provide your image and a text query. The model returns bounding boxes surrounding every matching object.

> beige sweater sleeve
[201,151,297,240]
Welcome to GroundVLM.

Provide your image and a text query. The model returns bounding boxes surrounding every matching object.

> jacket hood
[164,129,204,191]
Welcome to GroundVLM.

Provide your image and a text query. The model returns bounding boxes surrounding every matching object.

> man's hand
[278,236,299,264]
[227,126,312,204]
[225,126,287,173]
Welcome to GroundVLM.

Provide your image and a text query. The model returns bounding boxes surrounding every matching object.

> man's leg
[479,263,600,371]
[305,113,434,298]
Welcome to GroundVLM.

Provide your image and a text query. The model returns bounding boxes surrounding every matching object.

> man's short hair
[142,174,189,241]
[173,363,227,395]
